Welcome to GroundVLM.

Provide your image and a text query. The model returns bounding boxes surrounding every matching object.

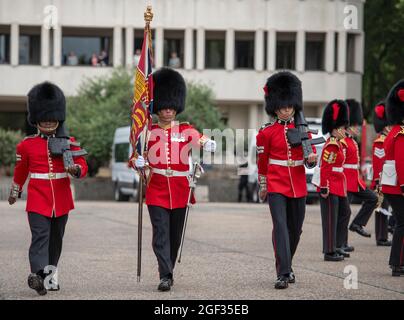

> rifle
[286,110,325,169]
[177,162,204,264]
[48,137,88,168]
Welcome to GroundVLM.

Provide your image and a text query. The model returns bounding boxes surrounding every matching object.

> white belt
[332,167,344,173]
[30,172,68,180]
[385,160,395,165]
[343,164,359,169]
[152,168,189,177]
[269,159,304,167]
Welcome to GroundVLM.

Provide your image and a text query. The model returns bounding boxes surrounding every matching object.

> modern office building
[0,0,365,132]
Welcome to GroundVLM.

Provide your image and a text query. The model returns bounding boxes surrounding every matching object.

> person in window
[66,52,78,66]
[168,51,181,68]
[133,49,141,67]
[90,53,99,66]
[98,50,109,66]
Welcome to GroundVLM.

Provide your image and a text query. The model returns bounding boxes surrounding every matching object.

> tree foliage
[363,0,404,119]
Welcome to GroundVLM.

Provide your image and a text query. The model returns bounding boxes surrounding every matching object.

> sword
[177,162,204,263]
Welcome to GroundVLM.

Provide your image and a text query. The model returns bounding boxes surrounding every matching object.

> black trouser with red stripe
[28,212,68,275]
[319,195,350,254]
[375,198,390,242]
[268,193,306,277]
[148,205,186,280]
[384,194,404,267]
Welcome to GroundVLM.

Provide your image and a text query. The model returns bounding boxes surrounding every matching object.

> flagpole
[137,5,153,283]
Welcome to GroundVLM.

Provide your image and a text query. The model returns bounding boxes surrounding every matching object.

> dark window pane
[19,35,40,65]
[334,32,338,71]
[62,36,111,66]
[235,39,254,69]
[276,41,295,70]
[346,33,356,72]
[115,143,129,162]
[305,33,325,71]
[164,38,183,68]
[205,39,225,69]
[0,34,10,64]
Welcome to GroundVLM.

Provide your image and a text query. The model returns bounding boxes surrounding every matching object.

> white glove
[135,155,145,168]
[203,140,217,152]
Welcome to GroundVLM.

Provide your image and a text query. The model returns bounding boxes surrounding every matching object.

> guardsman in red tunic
[318,100,351,261]
[381,79,404,276]
[8,82,88,295]
[344,100,378,242]
[257,71,317,289]
[371,102,393,246]
[133,68,216,291]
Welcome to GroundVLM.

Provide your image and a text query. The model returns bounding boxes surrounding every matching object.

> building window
[62,27,112,66]
[346,33,357,72]
[334,32,339,71]
[205,31,225,69]
[19,26,41,65]
[0,25,10,64]
[235,31,254,69]
[134,29,155,67]
[164,30,184,69]
[276,32,296,70]
[305,33,325,71]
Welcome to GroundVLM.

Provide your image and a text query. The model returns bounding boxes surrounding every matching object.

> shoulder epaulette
[23,134,38,140]
[180,122,190,126]
[374,135,386,143]
[259,121,275,131]
[395,126,404,137]
[326,137,339,147]
[340,138,348,147]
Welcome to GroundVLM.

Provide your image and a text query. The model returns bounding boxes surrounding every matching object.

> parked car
[111,126,139,201]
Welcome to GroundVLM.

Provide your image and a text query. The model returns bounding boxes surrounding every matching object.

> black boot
[324,252,344,261]
[349,223,371,238]
[341,244,355,252]
[336,248,350,258]
[274,275,289,289]
[158,278,172,292]
[391,266,404,277]
[288,269,296,284]
[27,273,47,296]
[376,240,392,246]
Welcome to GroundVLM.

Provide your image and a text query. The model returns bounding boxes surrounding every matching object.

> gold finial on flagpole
[144,5,153,24]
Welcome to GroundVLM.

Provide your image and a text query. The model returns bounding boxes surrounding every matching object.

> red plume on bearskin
[322,100,349,135]
[386,79,404,125]
[373,102,388,133]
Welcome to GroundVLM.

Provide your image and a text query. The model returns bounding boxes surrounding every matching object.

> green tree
[363,0,404,120]
[177,81,225,132]
[67,68,133,176]
[67,69,224,176]
[0,128,23,176]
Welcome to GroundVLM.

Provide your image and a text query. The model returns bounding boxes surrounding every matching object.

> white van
[111,126,139,201]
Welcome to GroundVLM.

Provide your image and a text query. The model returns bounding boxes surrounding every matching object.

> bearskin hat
[152,67,186,114]
[263,71,302,116]
[322,100,350,135]
[345,99,363,126]
[386,79,404,125]
[27,82,66,125]
[373,101,388,133]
